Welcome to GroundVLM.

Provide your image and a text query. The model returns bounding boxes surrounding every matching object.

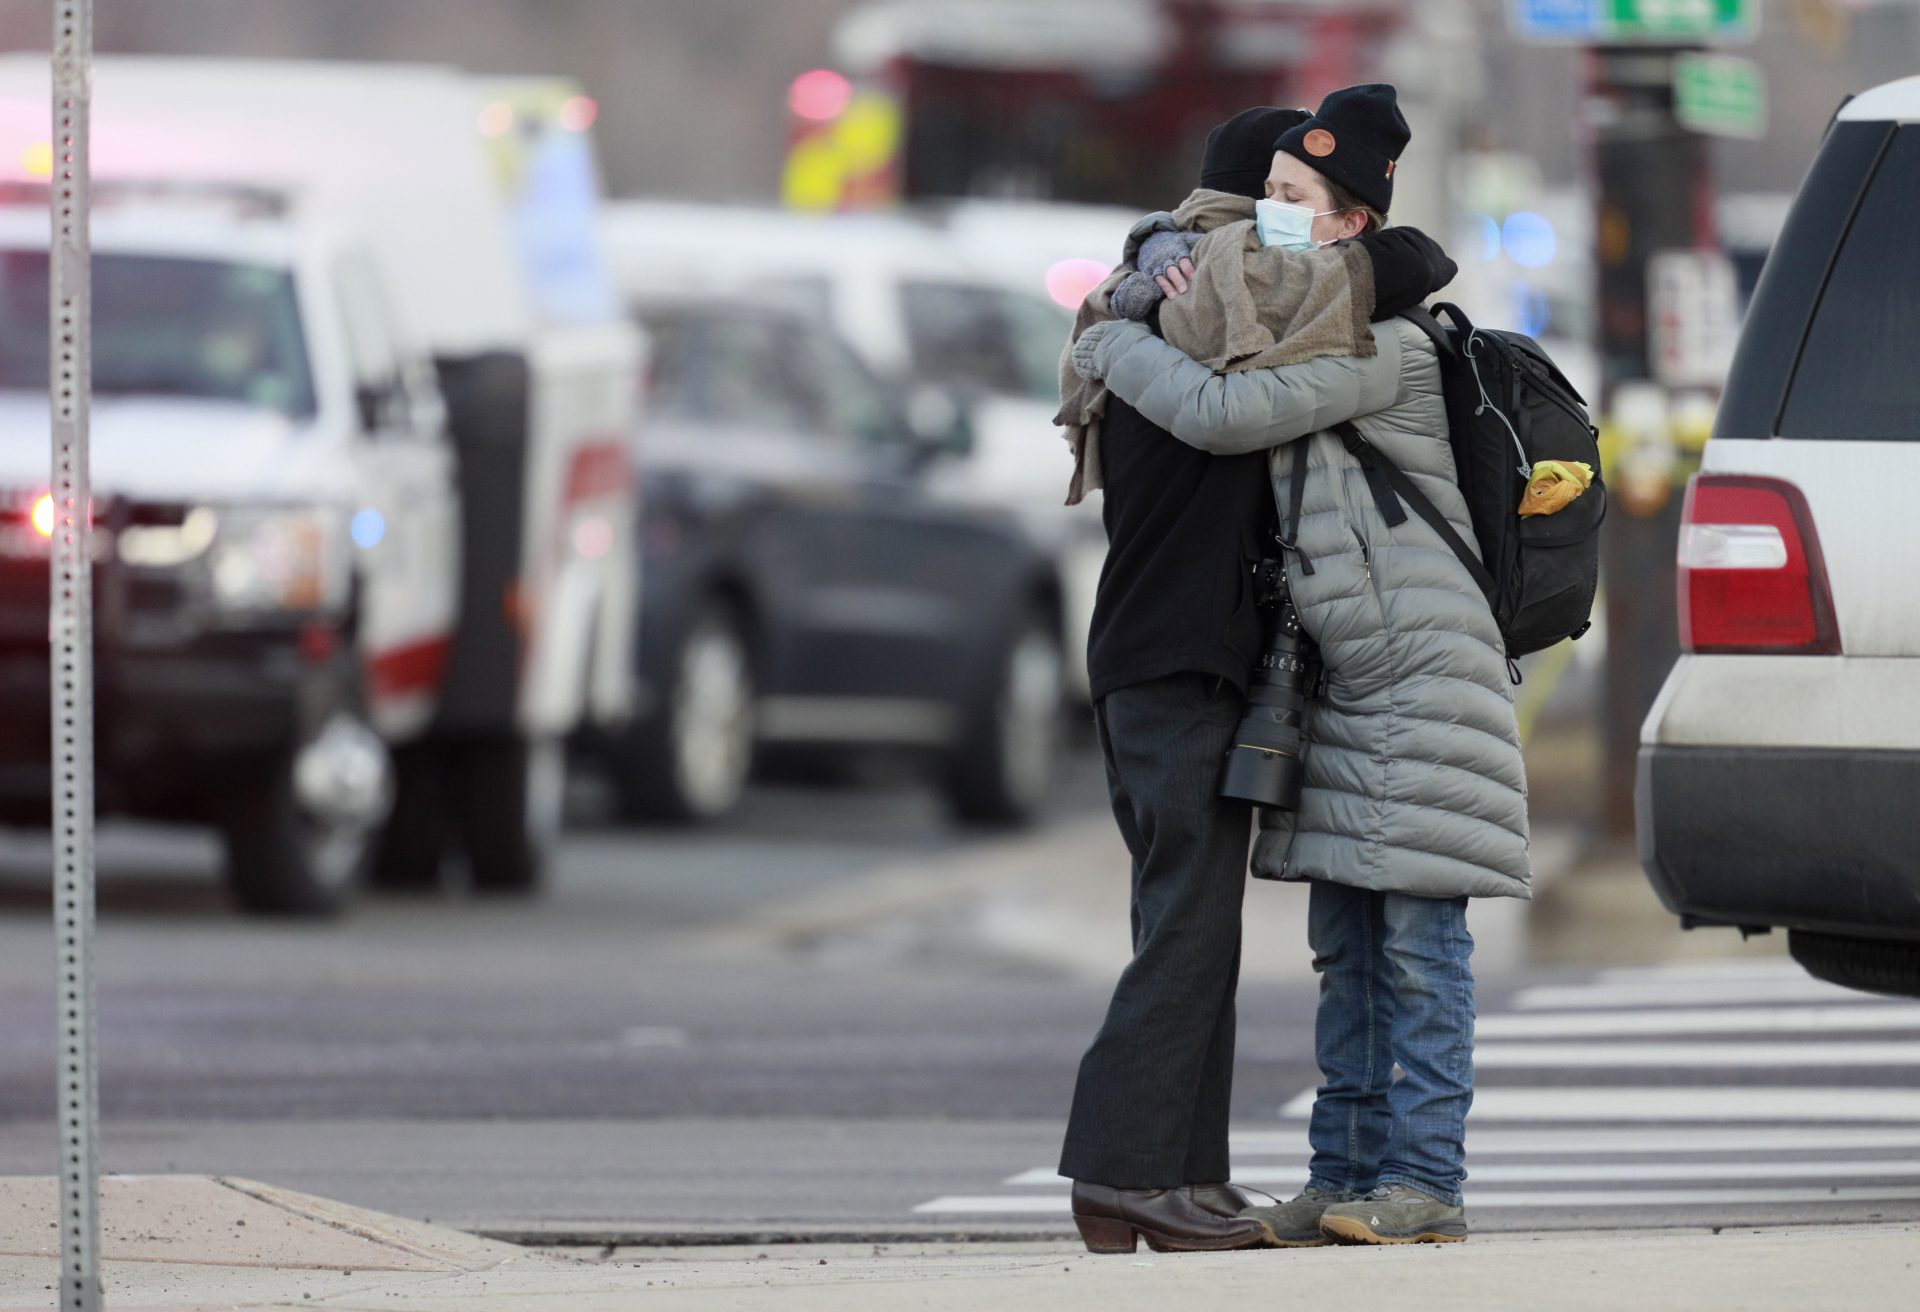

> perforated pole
[49,3,101,1310]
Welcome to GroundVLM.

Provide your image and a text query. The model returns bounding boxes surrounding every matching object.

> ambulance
[0,58,641,914]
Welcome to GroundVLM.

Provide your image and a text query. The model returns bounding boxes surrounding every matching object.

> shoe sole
[1319,1215,1467,1246]
[1141,1217,1281,1253]
[1076,1214,1281,1253]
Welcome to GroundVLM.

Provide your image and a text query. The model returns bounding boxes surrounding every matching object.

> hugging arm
[1081,319,1403,455]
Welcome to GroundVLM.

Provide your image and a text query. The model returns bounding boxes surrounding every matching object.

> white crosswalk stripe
[1591,961,1813,982]
[914,1185,1920,1214]
[1008,1158,1920,1187]
[1477,1005,1920,1037]
[1474,1041,1920,1067]
[911,961,1920,1222]
[1512,978,1869,1010]
[1278,1087,1920,1120]
[1233,1126,1920,1155]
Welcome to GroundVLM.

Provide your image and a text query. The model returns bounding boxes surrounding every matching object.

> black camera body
[1219,557,1319,811]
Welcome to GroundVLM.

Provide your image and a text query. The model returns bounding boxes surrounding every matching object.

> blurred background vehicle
[0,57,641,914]
[936,199,1140,316]
[1638,74,1920,999]
[829,0,1419,212]
[583,294,1066,827]
[929,198,1143,401]
[601,201,1105,702]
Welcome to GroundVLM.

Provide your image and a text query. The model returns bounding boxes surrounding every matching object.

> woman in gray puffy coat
[1070,84,1529,1248]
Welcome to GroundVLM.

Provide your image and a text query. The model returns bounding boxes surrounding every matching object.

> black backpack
[1297,302,1605,672]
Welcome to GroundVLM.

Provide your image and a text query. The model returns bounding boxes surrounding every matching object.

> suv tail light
[1678,475,1839,655]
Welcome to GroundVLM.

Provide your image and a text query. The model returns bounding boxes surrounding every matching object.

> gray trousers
[1059,673,1253,1188]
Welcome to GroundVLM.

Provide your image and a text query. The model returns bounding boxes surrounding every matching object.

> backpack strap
[1397,305,1455,359]
[1340,426,1409,530]
[1429,300,1476,337]
[1333,421,1496,605]
[1278,436,1315,576]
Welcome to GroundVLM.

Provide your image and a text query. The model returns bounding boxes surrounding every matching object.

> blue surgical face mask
[1256,197,1344,252]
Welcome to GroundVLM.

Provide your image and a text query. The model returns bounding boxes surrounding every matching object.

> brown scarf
[1055,190,1377,506]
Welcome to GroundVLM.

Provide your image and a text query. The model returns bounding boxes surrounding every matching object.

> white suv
[1637,76,1920,996]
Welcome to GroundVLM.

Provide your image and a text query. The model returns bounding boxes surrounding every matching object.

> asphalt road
[0,748,1916,1242]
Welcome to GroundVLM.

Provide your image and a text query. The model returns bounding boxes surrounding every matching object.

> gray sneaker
[1318,1184,1467,1245]
[1239,1186,1347,1247]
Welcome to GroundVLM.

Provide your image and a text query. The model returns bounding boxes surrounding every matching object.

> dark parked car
[600,298,1067,826]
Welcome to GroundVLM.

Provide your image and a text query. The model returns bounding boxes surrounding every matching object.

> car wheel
[1789,929,1920,999]
[616,602,756,824]
[945,608,1063,828]
[221,724,388,917]
[453,735,564,896]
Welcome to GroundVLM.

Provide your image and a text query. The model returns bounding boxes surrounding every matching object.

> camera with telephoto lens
[1219,557,1319,810]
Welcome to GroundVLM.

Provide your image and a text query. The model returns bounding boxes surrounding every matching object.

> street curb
[476,1225,1074,1248]
[473,1211,1920,1249]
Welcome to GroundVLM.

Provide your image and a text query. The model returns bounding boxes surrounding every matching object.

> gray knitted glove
[1136,228,1200,281]
[1109,272,1162,322]
[1109,230,1201,321]
[1071,320,1124,381]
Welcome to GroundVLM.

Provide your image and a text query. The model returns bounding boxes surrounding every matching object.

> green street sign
[1511,0,1759,45]
[1607,0,1756,42]
[1674,52,1767,138]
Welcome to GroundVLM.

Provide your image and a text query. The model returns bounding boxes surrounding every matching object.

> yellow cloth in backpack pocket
[1518,460,1594,517]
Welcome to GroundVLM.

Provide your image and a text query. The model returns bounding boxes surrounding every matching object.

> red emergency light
[788,69,853,123]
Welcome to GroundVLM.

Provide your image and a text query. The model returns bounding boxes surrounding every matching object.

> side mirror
[358,374,442,439]
[903,385,975,463]
[355,378,402,433]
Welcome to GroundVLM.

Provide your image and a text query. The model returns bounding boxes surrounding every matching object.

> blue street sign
[1512,0,1602,40]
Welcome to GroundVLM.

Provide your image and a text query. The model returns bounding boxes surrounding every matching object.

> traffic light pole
[49,3,102,1309]
[1586,43,1713,834]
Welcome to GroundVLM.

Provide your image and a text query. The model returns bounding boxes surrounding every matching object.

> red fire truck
[811,0,1409,211]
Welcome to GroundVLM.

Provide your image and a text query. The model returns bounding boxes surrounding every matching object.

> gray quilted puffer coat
[1082,317,1531,900]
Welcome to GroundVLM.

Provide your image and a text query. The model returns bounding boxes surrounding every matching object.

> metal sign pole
[49,2,101,1310]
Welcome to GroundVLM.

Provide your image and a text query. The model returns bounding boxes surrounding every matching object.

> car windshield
[0,249,318,420]
[901,280,1071,403]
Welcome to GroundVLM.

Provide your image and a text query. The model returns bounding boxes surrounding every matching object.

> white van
[1637,76,1920,996]
[0,58,640,914]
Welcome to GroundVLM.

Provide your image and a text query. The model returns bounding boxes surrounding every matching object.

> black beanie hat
[1274,83,1410,215]
[1201,106,1312,201]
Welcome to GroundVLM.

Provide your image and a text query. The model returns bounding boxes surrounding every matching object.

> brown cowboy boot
[1189,1182,1255,1216]
[1071,1181,1278,1254]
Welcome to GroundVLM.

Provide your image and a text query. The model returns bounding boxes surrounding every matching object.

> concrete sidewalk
[1,1176,1914,1310]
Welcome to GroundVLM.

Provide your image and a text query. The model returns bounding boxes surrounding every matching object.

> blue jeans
[1303,881,1474,1206]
